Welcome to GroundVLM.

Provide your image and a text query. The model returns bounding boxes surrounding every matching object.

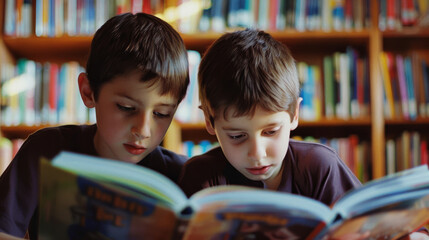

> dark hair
[86,13,189,103]
[198,28,299,122]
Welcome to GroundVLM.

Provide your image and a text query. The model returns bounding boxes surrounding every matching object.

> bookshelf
[1,1,428,181]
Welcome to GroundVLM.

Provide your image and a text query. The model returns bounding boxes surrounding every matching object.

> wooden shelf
[3,36,92,63]
[385,117,429,125]
[3,30,372,60]
[382,28,429,51]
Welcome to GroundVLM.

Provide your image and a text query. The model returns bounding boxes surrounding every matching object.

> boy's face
[81,70,178,163]
[206,106,299,189]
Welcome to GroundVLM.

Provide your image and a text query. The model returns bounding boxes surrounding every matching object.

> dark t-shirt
[0,124,187,239]
[179,139,362,205]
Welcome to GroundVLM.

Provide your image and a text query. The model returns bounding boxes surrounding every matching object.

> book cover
[39,151,429,240]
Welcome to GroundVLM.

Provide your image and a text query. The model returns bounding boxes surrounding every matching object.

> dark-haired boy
[0,12,190,239]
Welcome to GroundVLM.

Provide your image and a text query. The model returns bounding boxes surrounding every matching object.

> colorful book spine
[323,55,335,118]
[379,52,395,119]
[395,55,410,119]
[404,57,417,120]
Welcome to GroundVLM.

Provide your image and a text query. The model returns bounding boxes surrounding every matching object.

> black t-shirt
[0,124,187,239]
[179,139,362,205]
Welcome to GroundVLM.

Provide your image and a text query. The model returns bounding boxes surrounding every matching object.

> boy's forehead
[216,105,273,121]
[215,106,291,129]
[106,74,178,100]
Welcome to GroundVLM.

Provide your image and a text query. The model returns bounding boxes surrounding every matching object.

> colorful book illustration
[39,152,429,240]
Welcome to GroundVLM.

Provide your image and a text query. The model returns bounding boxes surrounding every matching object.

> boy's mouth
[246,165,270,175]
[123,143,146,155]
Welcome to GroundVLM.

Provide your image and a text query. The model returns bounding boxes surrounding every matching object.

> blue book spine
[48,0,55,37]
[404,57,417,120]
[4,0,16,36]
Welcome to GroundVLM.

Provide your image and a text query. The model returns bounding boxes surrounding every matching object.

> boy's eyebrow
[119,95,177,108]
[222,121,284,131]
[156,103,177,108]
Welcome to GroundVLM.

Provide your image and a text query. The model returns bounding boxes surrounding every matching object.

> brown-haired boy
[179,28,428,240]
[0,12,189,239]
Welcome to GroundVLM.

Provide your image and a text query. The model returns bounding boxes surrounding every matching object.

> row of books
[4,0,117,37]
[379,0,429,31]
[386,131,429,175]
[292,135,371,183]
[181,140,219,157]
[299,47,370,121]
[0,137,23,176]
[198,0,372,33]
[0,59,94,126]
[3,0,373,37]
[379,51,429,120]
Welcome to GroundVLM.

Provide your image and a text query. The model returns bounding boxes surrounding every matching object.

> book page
[326,208,429,240]
[333,165,429,217]
[184,186,334,240]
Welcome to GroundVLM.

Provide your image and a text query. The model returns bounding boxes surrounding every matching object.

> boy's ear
[78,73,95,108]
[203,112,216,135]
[290,97,302,131]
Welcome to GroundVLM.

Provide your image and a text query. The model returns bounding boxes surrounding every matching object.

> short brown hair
[198,28,299,122]
[86,13,189,103]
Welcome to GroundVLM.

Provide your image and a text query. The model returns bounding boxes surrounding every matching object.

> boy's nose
[247,137,266,161]
[132,114,151,139]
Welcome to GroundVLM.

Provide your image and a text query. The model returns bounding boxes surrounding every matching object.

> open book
[39,151,429,240]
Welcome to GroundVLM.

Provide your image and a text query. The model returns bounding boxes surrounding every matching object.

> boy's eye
[264,130,277,136]
[228,133,245,140]
[154,111,171,118]
[263,127,281,136]
[117,104,135,112]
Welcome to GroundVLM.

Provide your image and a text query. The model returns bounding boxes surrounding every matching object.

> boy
[0,13,189,239]
[179,28,360,204]
[179,29,428,240]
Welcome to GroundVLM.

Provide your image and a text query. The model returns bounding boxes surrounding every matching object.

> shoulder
[287,140,361,204]
[19,124,95,159]
[28,124,96,142]
[25,124,97,157]
[288,139,346,170]
[289,139,339,160]
[288,139,357,174]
